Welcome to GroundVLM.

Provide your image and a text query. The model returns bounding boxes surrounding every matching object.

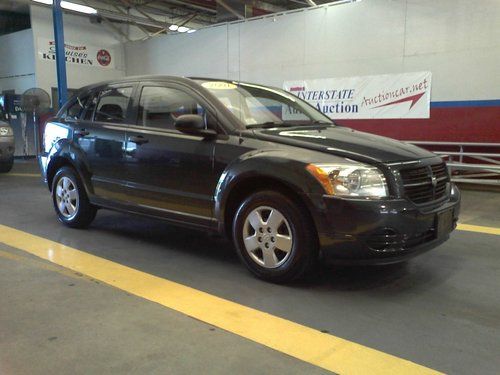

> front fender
[214,149,326,230]
[44,139,93,196]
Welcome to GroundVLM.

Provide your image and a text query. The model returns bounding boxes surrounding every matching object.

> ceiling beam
[158,0,217,14]
[215,0,244,20]
[178,13,198,26]
[247,1,288,13]
[82,0,215,24]
[97,8,168,29]
[114,2,153,37]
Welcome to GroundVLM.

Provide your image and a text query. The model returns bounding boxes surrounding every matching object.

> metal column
[52,0,68,108]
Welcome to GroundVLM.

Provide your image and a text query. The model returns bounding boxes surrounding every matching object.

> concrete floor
[1,160,499,374]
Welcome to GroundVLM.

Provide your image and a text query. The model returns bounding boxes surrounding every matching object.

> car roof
[76,75,194,92]
[77,75,247,91]
[76,75,277,94]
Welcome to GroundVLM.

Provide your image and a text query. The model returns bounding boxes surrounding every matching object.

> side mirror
[174,114,217,138]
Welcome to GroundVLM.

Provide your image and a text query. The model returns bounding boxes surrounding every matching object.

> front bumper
[313,184,461,265]
[0,136,15,161]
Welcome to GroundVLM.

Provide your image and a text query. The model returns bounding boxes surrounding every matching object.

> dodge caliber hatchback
[39,76,460,282]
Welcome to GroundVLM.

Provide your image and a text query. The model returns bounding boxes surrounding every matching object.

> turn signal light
[306,164,335,195]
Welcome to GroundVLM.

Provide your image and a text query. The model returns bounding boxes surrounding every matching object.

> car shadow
[91,211,457,293]
[92,211,240,265]
[294,252,459,294]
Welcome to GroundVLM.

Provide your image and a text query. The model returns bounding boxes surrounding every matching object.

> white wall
[30,5,126,100]
[0,29,36,93]
[125,0,500,102]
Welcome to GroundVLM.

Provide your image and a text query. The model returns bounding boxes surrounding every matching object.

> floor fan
[21,88,51,156]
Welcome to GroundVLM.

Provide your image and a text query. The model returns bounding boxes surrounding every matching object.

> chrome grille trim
[399,162,450,204]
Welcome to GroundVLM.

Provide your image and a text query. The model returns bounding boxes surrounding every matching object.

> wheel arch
[219,173,319,243]
[46,155,93,196]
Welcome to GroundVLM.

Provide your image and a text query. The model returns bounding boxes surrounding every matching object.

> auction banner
[283,71,432,119]
[37,37,115,69]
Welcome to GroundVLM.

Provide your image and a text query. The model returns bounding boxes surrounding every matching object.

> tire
[51,166,97,228]
[232,190,318,283]
[0,156,14,173]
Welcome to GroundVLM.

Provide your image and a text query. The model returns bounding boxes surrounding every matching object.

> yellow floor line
[0,224,441,375]
[3,173,40,177]
[457,223,500,236]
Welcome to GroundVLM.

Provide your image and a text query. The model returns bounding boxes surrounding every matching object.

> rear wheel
[232,190,318,283]
[51,166,97,228]
[0,156,14,173]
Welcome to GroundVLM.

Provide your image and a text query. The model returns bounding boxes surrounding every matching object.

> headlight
[43,123,70,153]
[0,126,13,136]
[306,161,388,198]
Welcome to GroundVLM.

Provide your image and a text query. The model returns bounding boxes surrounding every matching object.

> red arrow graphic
[374,92,426,109]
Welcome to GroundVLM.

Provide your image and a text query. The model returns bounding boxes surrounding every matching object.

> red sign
[96,49,112,66]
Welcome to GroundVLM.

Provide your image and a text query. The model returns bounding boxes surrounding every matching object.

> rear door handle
[74,129,90,137]
[128,135,149,145]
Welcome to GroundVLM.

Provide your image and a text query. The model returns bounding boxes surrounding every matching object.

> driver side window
[138,86,209,130]
[65,95,89,121]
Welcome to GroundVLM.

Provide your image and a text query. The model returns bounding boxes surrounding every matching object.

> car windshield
[195,80,333,129]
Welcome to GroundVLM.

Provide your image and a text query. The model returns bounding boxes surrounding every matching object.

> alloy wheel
[55,176,79,220]
[242,206,293,268]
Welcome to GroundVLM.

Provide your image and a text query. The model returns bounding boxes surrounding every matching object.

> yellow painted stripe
[0,224,441,375]
[457,223,500,236]
[3,173,40,177]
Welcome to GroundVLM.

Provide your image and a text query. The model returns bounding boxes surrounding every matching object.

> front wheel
[232,190,318,283]
[52,166,97,228]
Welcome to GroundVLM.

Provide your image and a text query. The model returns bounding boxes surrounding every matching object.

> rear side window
[94,86,133,123]
[138,86,207,130]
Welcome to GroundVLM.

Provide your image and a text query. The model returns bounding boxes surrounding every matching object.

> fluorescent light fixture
[187,29,196,33]
[61,1,96,14]
[178,26,189,33]
[32,0,97,14]
[168,24,179,31]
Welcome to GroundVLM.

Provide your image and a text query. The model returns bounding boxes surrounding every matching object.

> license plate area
[436,209,454,238]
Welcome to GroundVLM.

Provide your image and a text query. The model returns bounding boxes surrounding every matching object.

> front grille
[400,162,449,204]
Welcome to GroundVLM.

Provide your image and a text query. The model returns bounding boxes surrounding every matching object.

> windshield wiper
[310,120,333,125]
[246,120,332,129]
[246,122,284,129]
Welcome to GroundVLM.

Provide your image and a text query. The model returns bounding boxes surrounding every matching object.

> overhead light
[61,1,96,14]
[32,0,97,14]
[177,26,189,33]
[187,29,196,33]
[168,24,178,31]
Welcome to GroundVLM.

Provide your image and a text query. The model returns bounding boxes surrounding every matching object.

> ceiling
[0,0,341,39]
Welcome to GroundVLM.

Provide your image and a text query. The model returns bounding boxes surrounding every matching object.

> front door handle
[128,135,149,145]
[74,128,90,137]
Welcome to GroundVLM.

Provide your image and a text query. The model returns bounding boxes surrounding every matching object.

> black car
[39,76,460,282]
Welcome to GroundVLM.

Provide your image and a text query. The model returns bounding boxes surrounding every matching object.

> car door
[122,83,220,227]
[75,84,135,202]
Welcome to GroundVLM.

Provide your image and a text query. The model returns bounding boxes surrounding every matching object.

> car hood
[251,125,436,163]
